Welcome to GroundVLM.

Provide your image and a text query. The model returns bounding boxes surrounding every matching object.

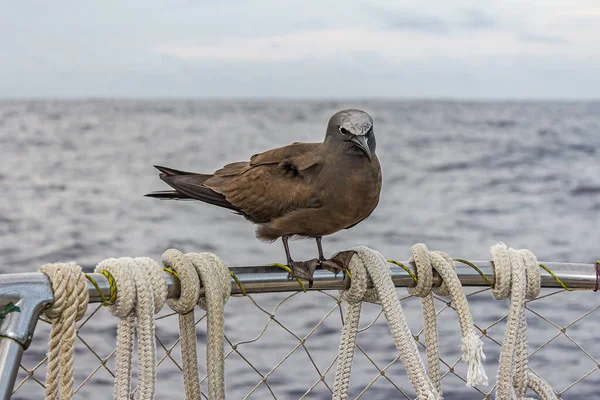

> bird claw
[333,250,357,270]
[320,250,356,276]
[286,251,357,289]
[288,258,319,288]
[320,259,344,274]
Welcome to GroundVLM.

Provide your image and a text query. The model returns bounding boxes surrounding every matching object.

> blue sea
[1,100,599,399]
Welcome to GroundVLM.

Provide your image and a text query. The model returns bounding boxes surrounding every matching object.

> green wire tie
[86,271,117,306]
[162,267,179,279]
[453,258,494,288]
[539,263,573,291]
[230,271,248,296]
[269,263,307,292]
[387,260,418,283]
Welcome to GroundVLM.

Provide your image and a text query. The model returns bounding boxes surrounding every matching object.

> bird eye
[339,126,350,135]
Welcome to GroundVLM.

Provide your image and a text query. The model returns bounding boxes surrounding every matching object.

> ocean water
[1,100,599,399]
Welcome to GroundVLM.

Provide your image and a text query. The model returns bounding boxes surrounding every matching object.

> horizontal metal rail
[86,260,596,302]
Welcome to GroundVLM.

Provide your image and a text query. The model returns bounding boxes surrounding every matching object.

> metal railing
[0,260,598,399]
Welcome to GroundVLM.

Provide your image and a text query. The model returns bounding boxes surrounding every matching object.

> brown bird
[146,109,382,283]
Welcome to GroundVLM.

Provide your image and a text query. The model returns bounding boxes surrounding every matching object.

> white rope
[95,257,167,400]
[333,246,440,400]
[491,243,557,400]
[40,262,89,400]
[38,244,562,400]
[162,250,231,400]
[409,244,488,390]
[406,245,442,395]
[162,249,201,399]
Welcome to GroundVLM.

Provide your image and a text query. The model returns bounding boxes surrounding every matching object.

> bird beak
[349,135,372,161]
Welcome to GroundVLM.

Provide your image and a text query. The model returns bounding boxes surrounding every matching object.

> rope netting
[9,245,600,399]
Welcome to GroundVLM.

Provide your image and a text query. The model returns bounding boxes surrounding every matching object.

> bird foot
[287,251,357,288]
[288,258,320,288]
[320,251,356,275]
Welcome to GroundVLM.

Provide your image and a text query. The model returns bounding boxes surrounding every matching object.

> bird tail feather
[144,190,194,200]
[146,165,243,213]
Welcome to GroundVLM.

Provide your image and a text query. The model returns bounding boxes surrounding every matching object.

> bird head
[325,109,376,161]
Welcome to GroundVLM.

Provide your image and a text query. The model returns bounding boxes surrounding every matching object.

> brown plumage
[147,109,382,283]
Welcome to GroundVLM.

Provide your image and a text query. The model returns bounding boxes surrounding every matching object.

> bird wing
[204,142,324,223]
[248,142,322,170]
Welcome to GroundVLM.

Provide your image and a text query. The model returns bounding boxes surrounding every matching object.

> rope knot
[409,243,488,388]
[185,252,231,310]
[40,262,89,400]
[162,249,232,400]
[490,243,556,400]
[407,243,434,298]
[94,256,167,399]
[95,258,136,318]
[339,249,369,304]
[41,262,88,322]
[491,243,541,300]
[162,249,201,314]
[408,244,456,297]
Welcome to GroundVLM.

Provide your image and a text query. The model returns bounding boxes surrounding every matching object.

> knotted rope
[162,249,231,400]
[38,244,569,399]
[40,262,89,400]
[408,243,488,392]
[95,257,167,400]
[491,243,557,400]
[333,246,440,400]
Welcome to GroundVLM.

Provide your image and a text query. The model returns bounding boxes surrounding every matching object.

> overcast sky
[1,0,599,99]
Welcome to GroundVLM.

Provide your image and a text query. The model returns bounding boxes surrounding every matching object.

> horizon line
[1,95,600,103]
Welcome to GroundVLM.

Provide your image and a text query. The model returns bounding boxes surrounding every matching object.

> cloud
[378,11,449,33]
[461,8,496,29]
[518,33,568,45]
[368,7,449,34]
[367,6,497,34]
[153,28,591,64]
[3,0,600,98]
[154,30,373,62]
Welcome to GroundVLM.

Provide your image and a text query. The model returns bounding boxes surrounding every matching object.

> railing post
[0,273,54,399]
[0,339,24,400]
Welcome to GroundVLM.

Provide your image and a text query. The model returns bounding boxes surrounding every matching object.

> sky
[1,0,600,99]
